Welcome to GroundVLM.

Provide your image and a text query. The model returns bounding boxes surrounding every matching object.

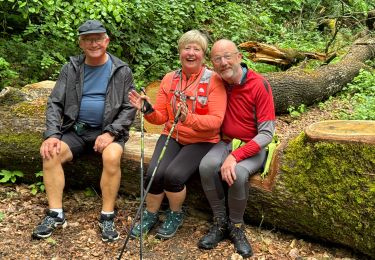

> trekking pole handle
[173,105,182,124]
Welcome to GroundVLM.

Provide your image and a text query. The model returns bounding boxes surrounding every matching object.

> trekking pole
[139,87,146,260]
[118,104,183,260]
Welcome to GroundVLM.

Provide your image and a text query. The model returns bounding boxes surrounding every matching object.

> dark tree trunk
[264,36,375,114]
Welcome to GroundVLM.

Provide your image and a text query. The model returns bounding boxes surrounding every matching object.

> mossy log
[1,82,375,256]
[246,121,375,258]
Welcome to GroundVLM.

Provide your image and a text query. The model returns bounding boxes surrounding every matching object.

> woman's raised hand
[128,89,151,110]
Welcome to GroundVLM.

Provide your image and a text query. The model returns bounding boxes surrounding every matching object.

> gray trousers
[199,141,266,223]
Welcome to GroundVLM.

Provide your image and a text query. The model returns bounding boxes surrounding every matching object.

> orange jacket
[145,66,227,145]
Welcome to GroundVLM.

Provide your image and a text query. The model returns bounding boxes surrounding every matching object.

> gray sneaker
[32,210,67,239]
[99,213,119,242]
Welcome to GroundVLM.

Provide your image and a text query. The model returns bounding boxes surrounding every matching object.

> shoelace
[138,212,156,230]
[102,220,115,231]
[210,222,224,233]
[41,216,57,227]
[231,227,247,242]
[164,212,182,228]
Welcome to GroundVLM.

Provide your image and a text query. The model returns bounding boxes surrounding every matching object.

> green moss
[10,101,46,117]
[0,88,25,106]
[0,132,42,149]
[0,132,43,180]
[281,133,375,255]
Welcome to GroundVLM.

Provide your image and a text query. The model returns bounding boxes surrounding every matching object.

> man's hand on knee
[94,132,115,153]
[40,137,61,160]
[221,154,237,186]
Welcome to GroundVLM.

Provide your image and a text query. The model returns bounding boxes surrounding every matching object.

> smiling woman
[127,29,227,240]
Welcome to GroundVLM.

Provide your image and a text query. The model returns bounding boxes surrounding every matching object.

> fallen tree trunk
[247,121,375,258]
[1,84,375,256]
[1,103,375,257]
[263,35,375,114]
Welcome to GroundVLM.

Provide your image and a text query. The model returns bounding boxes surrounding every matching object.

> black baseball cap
[78,20,107,35]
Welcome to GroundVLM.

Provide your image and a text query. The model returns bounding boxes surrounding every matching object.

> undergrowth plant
[0,57,18,90]
[29,171,45,195]
[1,0,372,88]
[0,169,23,183]
[339,68,375,120]
[287,104,307,118]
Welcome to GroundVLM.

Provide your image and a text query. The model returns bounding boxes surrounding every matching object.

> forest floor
[0,96,370,260]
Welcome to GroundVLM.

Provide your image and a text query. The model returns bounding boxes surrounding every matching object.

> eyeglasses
[211,52,239,64]
[80,37,106,44]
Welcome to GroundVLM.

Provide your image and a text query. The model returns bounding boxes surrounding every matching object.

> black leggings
[145,135,214,194]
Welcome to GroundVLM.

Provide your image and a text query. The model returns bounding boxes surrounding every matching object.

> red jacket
[222,67,275,161]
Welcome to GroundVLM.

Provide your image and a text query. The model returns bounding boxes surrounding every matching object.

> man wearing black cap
[32,20,136,242]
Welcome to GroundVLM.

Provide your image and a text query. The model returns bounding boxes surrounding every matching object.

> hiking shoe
[130,210,159,238]
[99,213,119,242]
[198,217,228,249]
[32,210,67,239]
[228,221,253,258]
[156,210,184,239]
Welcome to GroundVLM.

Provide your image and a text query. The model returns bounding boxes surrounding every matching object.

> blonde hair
[178,30,208,54]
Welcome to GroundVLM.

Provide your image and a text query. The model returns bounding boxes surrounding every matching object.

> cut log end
[305,120,375,144]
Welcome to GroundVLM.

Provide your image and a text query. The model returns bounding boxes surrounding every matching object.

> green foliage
[29,171,45,195]
[0,169,23,183]
[339,68,375,120]
[84,187,96,197]
[287,104,307,118]
[1,0,332,87]
[0,0,373,88]
[0,36,78,86]
[0,57,18,90]
[46,237,57,245]
[0,212,4,222]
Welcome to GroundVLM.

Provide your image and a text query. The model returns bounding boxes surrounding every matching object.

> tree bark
[238,41,331,67]
[263,35,375,114]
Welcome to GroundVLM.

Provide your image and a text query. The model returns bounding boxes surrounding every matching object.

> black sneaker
[32,210,67,239]
[156,210,184,239]
[228,221,253,258]
[99,213,119,242]
[198,217,228,249]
